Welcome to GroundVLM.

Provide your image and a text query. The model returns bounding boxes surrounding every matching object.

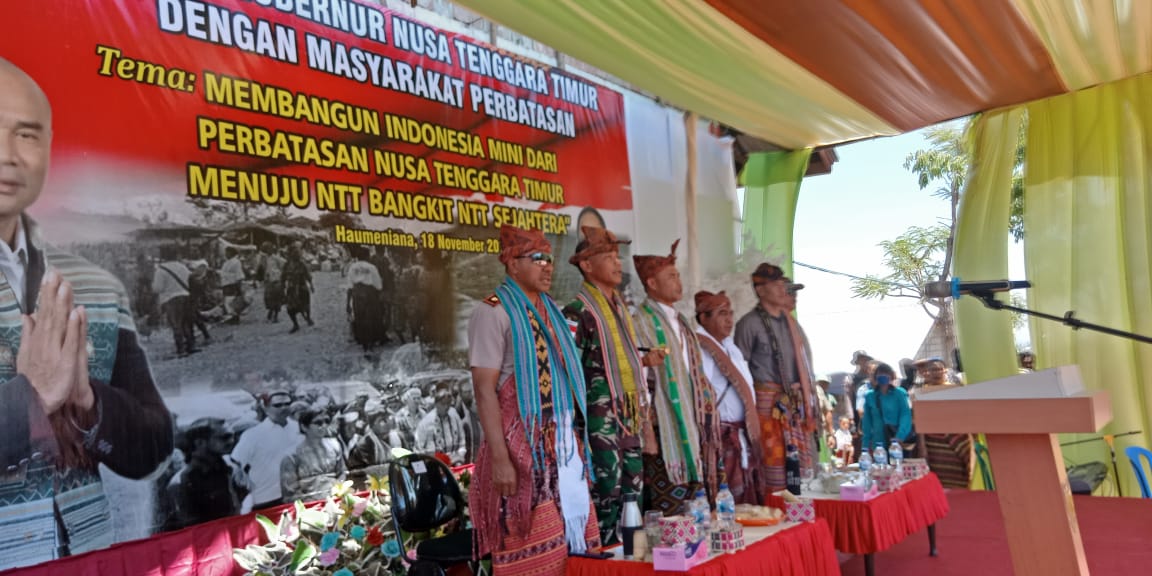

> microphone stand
[1060,430,1143,497]
[969,290,1150,495]
[970,291,1152,345]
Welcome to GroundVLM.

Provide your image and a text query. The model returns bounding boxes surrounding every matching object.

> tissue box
[659,515,699,546]
[653,540,709,571]
[874,468,903,492]
[784,499,816,522]
[902,458,929,480]
[840,481,879,501]
[710,526,744,553]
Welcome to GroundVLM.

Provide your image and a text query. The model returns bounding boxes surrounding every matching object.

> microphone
[922,278,1031,299]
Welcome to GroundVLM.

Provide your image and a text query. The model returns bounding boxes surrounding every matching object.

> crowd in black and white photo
[159,372,479,531]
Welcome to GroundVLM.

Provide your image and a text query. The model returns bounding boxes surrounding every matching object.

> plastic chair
[388,453,476,575]
[1125,446,1152,499]
[974,441,995,491]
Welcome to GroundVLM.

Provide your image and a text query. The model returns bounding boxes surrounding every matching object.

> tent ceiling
[455,0,1152,150]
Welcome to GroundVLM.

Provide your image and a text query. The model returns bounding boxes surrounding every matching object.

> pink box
[874,468,903,492]
[840,481,879,501]
[784,500,815,522]
[902,459,929,480]
[652,540,710,571]
[710,526,744,553]
[659,515,698,546]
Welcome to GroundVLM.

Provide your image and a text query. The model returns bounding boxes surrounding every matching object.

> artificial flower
[318,547,340,567]
[353,499,368,517]
[320,532,340,552]
[334,569,354,576]
[351,526,366,540]
[332,480,355,499]
[381,539,401,558]
[366,526,385,547]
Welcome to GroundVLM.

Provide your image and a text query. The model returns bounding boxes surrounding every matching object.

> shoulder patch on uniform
[484,294,500,307]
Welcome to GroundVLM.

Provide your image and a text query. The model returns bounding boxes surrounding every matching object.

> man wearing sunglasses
[230,389,303,511]
[632,240,721,512]
[467,225,600,576]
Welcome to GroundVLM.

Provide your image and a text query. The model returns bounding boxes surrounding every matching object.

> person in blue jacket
[861,363,913,453]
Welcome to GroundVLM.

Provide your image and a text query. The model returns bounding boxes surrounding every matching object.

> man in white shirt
[694,290,761,504]
[230,390,304,510]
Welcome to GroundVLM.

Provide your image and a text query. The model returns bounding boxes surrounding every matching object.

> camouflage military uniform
[563,299,643,545]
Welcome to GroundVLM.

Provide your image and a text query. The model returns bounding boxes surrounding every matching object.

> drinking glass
[644,510,663,546]
[801,467,815,492]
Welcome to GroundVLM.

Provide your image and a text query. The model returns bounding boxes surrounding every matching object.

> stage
[840,489,1152,575]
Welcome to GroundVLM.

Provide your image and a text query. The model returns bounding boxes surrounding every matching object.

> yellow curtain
[952,109,1026,490]
[1025,72,1152,498]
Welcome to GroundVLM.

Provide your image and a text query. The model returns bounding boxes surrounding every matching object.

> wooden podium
[914,366,1111,576]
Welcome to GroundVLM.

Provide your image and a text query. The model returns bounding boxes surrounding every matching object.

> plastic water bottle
[621,493,642,559]
[873,443,888,468]
[858,450,873,478]
[888,440,904,469]
[691,489,711,538]
[715,483,736,531]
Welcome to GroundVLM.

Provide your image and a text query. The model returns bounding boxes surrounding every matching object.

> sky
[782,124,1027,377]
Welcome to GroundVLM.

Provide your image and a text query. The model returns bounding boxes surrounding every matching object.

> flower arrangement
[233,478,406,576]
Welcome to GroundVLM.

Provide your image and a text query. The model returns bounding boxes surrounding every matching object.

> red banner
[0,0,631,571]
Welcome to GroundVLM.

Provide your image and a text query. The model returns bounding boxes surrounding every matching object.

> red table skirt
[0,512,261,576]
[766,473,950,555]
[567,519,840,576]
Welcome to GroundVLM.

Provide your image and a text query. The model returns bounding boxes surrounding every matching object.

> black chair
[388,454,476,576]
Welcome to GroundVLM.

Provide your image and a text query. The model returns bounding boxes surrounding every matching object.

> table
[567,519,840,576]
[766,473,949,576]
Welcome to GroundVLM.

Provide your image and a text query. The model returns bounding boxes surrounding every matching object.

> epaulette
[484,293,501,307]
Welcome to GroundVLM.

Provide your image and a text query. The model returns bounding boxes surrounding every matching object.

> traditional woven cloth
[633,301,720,498]
[564,282,646,543]
[750,307,819,493]
[471,277,599,572]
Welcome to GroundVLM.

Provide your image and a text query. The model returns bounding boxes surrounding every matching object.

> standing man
[563,226,654,543]
[694,290,761,504]
[153,245,197,357]
[734,263,819,494]
[467,225,599,576]
[230,390,304,511]
[0,57,173,569]
[632,240,720,512]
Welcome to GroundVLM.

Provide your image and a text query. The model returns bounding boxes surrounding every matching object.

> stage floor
[839,489,1152,576]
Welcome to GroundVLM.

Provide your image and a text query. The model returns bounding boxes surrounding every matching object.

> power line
[792,261,918,290]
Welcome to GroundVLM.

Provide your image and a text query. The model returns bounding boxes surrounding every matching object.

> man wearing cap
[734,263,819,494]
[694,290,761,504]
[632,241,720,512]
[467,225,599,576]
[563,226,655,543]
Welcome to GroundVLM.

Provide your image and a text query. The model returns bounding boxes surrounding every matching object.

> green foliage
[850,225,949,302]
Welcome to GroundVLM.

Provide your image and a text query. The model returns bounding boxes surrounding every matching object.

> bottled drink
[621,494,642,559]
[691,489,711,539]
[873,443,888,468]
[715,483,736,531]
[858,451,873,480]
[888,440,904,469]
[785,444,802,495]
